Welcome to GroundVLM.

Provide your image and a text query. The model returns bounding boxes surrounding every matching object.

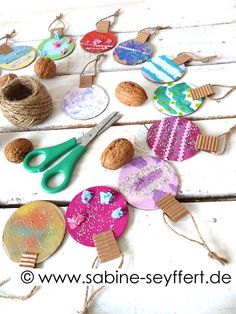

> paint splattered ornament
[62,54,109,120]
[80,9,120,53]
[66,186,128,247]
[113,26,170,65]
[38,14,75,60]
[0,30,36,70]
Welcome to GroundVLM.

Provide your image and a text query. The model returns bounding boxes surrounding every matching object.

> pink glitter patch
[147,117,202,161]
[65,186,129,247]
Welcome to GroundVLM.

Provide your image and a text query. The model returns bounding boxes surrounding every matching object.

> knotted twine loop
[208,84,236,101]
[0,277,40,300]
[0,29,16,45]
[95,9,121,28]
[139,25,171,38]
[0,76,53,128]
[216,124,236,155]
[79,253,124,314]
[80,54,106,78]
[48,13,65,32]
[163,209,228,266]
[176,52,217,64]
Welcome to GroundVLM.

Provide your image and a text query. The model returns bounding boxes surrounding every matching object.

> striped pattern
[19,252,38,268]
[135,31,150,43]
[173,53,192,65]
[79,75,93,88]
[147,117,201,161]
[142,55,185,83]
[190,84,214,100]
[93,230,121,263]
[157,194,188,222]
[195,135,219,153]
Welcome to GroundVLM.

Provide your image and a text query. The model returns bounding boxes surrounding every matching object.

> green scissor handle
[41,144,87,194]
[23,138,78,173]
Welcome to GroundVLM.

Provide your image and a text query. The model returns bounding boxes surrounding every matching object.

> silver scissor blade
[77,112,121,146]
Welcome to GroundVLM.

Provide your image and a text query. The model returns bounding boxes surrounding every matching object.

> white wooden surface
[1,1,236,313]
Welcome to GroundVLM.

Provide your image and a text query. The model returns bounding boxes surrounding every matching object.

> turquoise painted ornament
[142,52,217,84]
[153,82,203,117]
[0,30,36,70]
[38,14,75,61]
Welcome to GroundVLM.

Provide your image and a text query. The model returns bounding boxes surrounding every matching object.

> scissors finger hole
[28,154,46,167]
[46,172,65,188]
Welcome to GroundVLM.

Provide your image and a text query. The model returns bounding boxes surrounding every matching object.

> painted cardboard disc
[147,117,201,161]
[153,82,203,117]
[2,201,65,264]
[80,30,117,53]
[113,39,152,65]
[119,156,178,210]
[38,36,75,60]
[62,84,109,120]
[66,186,129,247]
[141,55,186,83]
[0,46,36,70]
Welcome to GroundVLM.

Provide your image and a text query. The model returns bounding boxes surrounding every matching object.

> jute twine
[0,76,53,128]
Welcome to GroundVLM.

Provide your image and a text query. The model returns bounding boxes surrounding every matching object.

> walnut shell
[0,74,17,88]
[101,138,134,170]
[34,57,57,79]
[115,81,148,106]
[4,138,33,163]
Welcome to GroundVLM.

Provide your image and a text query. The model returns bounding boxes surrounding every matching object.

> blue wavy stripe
[142,67,162,82]
[149,59,177,81]
[160,55,184,73]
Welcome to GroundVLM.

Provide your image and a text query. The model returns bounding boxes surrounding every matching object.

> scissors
[23,112,121,194]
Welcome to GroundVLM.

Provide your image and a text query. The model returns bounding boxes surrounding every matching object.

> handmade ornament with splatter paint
[62,54,109,120]
[118,156,228,265]
[153,82,236,117]
[119,156,179,210]
[0,30,36,70]
[38,14,75,60]
[147,116,236,161]
[2,201,65,264]
[80,9,120,53]
[141,52,217,83]
[113,26,170,66]
[66,186,128,247]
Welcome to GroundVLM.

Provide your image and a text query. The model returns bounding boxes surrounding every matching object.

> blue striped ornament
[141,55,186,83]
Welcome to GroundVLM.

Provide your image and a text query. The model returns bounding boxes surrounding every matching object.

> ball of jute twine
[0,76,53,128]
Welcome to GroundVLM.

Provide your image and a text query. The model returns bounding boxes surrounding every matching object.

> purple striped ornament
[147,117,201,161]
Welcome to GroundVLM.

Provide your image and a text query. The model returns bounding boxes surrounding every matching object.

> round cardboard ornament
[0,30,36,70]
[141,55,186,83]
[62,54,109,120]
[38,14,75,60]
[147,116,201,161]
[153,82,203,116]
[2,201,65,264]
[119,156,179,210]
[65,186,129,247]
[80,10,120,53]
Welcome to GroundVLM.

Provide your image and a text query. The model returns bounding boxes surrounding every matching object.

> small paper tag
[135,31,150,43]
[0,43,12,55]
[79,75,93,88]
[96,21,110,33]
[195,134,219,153]
[50,27,64,38]
[93,230,121,263]
[19,252,38,268]
[157,194,188,222]
[173,53,192,65]
[190,84,214,100]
